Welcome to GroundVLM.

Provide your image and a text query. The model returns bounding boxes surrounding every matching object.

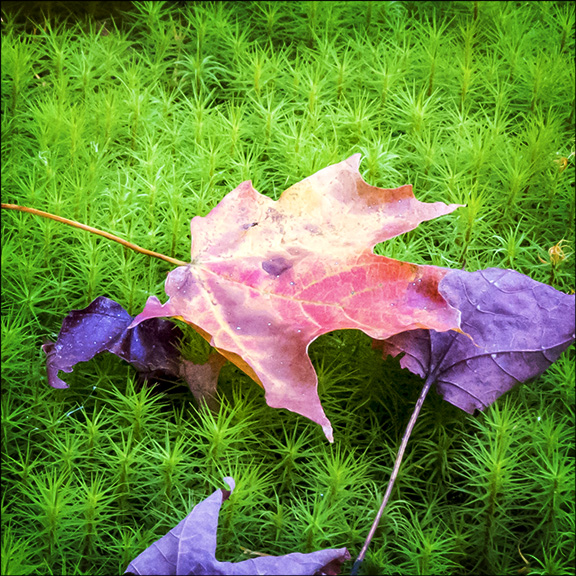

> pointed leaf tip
[345,153,362,170]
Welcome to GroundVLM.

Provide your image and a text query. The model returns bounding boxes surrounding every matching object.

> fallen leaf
[131,154,463,440]
[375,268,576,412]
[124,477,351,576]
[43,296,224,407]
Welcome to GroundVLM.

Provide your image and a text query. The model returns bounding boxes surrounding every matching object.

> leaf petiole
[1,203,188,267]
[351,373,435,575]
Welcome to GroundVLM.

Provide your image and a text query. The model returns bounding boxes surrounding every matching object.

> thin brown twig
[1,203,188,267]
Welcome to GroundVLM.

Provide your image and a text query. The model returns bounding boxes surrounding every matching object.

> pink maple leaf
[131,155,462,441]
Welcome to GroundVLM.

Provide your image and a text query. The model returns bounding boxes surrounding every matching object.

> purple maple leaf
[42,296,225,407]
[375,268,576,412]
[125,477,351,576]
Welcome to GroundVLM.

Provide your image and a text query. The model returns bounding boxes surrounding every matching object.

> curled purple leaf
[376,268,575,412]
[42,296,224,405]
[125,477,350,576]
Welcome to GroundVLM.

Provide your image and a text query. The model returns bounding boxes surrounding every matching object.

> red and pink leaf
[131,155,462,440]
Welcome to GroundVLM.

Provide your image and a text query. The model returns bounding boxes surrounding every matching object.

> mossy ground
[1,2,574,575]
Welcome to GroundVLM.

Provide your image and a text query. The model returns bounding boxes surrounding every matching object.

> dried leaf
[131,155,462,440]
[375,268,576,412]
[43,296,224,406]
[125,477,350,576]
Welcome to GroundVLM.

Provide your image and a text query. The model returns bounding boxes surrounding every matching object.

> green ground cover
[1,1,574,574]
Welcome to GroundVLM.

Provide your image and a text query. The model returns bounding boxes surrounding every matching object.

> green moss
[2,2,574,574]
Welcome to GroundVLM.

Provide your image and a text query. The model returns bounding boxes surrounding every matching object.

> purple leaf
[376,268,575,412]
[42,296,224,406]
[125,477,350,576]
